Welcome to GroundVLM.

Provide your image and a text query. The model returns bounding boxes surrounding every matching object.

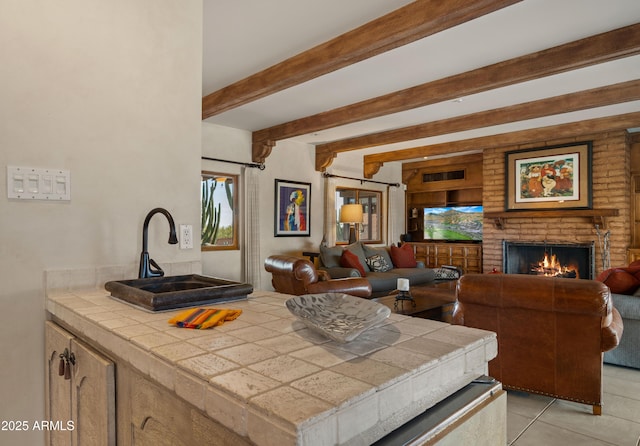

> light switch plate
[7,166,70,201]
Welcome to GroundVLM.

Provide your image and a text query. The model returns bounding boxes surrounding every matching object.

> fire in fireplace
[531,252,578,278]
[503,241,595,280]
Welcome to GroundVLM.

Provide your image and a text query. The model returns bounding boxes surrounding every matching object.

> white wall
[0,0,203,442]
[201,123,251,281]
[201,123,405,290]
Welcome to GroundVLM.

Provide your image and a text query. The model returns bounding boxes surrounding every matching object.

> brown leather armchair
[452,274,623,415]
[265,255,372,298]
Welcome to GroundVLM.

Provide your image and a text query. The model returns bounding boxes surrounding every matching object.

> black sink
[105,275,253,311]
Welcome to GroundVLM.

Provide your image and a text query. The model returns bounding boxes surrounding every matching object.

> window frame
[335,187,383,245]
[201,171,239,251]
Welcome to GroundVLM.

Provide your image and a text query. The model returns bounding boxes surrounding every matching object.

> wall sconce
[339,204,363,244]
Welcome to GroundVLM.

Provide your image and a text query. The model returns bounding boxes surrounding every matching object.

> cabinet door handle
[58,348,69,376]
[58,356,66,376]
[58,348,76,380]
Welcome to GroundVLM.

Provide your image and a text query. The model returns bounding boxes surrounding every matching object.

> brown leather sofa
[264,255,372,298]
[452,274,623,415]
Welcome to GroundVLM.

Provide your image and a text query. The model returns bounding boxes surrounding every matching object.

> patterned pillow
[365,254,392,272]
[434,267,461,280]
[363,245,394,271]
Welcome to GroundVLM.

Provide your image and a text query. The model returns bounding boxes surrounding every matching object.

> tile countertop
[46,288,497,446]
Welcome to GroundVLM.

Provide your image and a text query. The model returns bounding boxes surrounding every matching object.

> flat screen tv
[423,206,483,241]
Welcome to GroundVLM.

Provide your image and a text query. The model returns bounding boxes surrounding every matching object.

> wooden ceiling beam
[257,23,640,148]
[317,79,640,157]
[202,0,521,119]
[362,112,640,178]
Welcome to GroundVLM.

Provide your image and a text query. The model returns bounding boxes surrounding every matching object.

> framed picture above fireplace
[505,141,592,211]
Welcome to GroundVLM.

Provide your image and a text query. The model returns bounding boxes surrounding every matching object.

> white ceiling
[202,0,640,160]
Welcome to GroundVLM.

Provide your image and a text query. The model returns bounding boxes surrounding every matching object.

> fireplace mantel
[484,208,619,230]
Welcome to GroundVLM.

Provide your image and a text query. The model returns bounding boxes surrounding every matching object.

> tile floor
[507,364,640,446]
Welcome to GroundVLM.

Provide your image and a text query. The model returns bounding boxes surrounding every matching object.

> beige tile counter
[46,287,497,445]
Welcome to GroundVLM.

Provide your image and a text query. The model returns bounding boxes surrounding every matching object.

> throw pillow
[319,245,344,268]
[390,244,417,268]
[596,267,640,294]
[365,254,392,272]
[362,245,394,271]
[344,241,371,272]
[434,267,461,280]
[340,249,366,276]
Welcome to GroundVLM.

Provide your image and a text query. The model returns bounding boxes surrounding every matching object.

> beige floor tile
[506,391,554,418]
[604,364,640,383]
[507,411,535,445]
[506,391,554,445]
[604,374,640,401]
[601,392,640,423]
[538,398,640,446]
[512,420,613,446]
[506,365,640,446]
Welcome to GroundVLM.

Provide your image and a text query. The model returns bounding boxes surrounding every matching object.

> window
[201,171,238,250]
[335,188,382,244]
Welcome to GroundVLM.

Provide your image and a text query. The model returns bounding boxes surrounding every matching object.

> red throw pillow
[340,249,366,276]
[596,268,640,294]
[390,244,417,268]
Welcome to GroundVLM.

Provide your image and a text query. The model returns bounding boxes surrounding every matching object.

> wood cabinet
[403,153,483,242]
[45,322,115,446]
[116,361,251,446]
[403,154,483,271]
[409,242,482,274]
[46,321,249,446]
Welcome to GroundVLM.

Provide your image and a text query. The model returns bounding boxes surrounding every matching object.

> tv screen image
[423,206,483,241]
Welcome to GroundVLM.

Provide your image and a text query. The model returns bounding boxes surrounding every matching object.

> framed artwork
[274,179,311,237]
[505,142,592,211]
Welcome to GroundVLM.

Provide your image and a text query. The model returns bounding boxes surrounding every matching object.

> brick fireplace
[482,130,631,276]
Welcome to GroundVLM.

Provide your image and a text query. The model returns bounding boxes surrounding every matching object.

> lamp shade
[339,204,363,224]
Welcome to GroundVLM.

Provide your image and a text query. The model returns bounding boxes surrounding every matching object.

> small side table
[302,251,320,265]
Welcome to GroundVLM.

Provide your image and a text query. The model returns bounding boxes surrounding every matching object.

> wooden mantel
[484,209,620,230]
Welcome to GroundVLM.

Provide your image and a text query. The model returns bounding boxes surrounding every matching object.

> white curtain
[323,175,337,247]
[387,184,404,245]
[243,167,261,289]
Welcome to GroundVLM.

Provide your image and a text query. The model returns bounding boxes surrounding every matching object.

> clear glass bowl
[285,293,391,343]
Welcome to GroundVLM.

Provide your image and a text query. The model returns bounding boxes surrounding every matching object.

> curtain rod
[201,156,265,170]
[323,172,400,187]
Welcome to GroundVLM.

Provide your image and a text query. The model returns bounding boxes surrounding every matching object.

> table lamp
[339,204,363,244]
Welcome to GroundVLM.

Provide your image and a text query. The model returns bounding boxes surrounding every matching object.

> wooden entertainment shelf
[408,242,482,274]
